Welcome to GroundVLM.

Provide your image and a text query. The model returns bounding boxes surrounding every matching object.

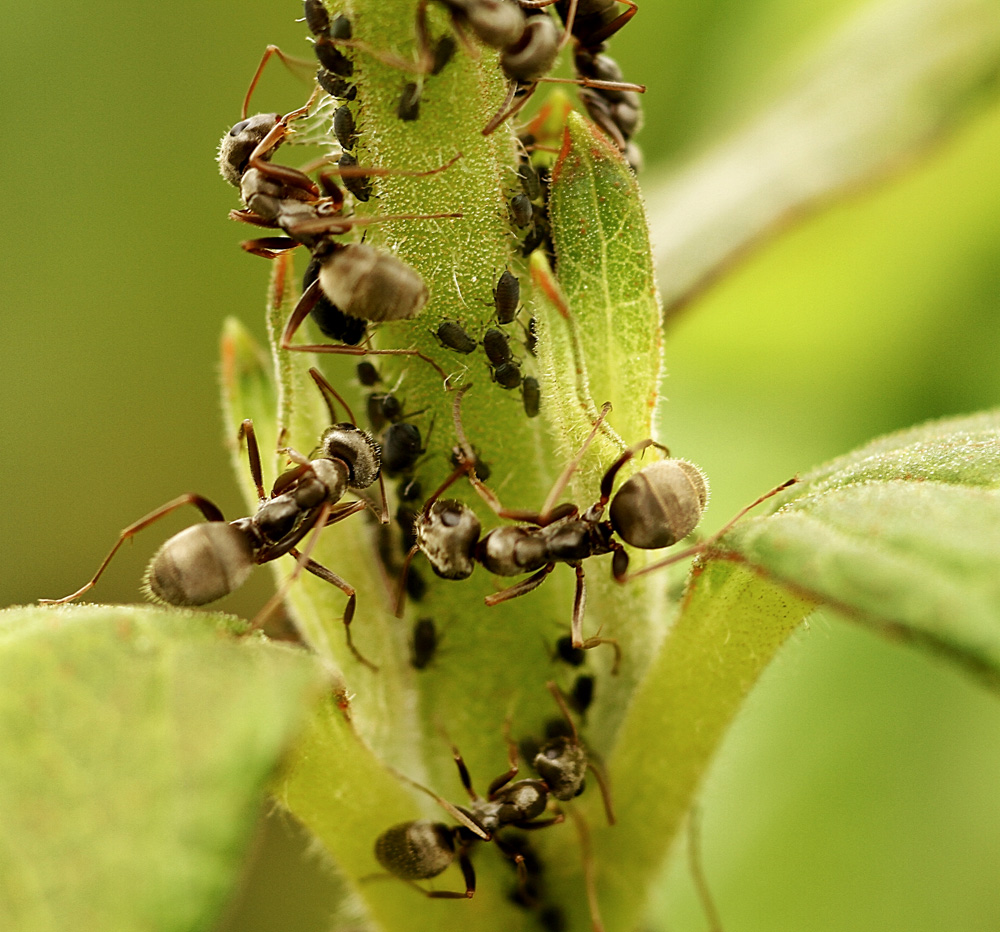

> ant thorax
[466,779,550,834]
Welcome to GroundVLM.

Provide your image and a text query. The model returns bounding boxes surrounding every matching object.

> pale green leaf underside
[647,0,1000,317]
[727,409,1000,688]
[0,605,324,932]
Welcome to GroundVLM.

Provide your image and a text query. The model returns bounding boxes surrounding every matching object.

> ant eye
[229,119,251,136]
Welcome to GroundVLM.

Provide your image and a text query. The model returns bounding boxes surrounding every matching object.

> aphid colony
[43,0,798,919]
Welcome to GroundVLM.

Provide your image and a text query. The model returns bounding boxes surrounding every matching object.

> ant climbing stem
[616,476,799,583]
[307,367,391,525]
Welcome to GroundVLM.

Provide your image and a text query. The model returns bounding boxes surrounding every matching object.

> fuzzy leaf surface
[0,604,324,932]
[723,409,1000,689]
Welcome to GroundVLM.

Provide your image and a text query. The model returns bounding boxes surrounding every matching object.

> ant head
[144,522,254,606]
[532,735,588,801]
[316,424,381,490]
[374,820,456,881]
[217,113,280,186]
[609,458,709,549]
[417,500,482,580]
[500,14,561,82]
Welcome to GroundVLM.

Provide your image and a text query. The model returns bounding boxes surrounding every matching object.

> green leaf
[722,409,1000,689]
[548,561,817,932]
[545,111,663,463]
[0,604,325,932]
[648,0,1000,318]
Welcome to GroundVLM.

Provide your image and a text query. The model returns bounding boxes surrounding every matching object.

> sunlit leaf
[725,409,1000,689]
[647,0,1000,318]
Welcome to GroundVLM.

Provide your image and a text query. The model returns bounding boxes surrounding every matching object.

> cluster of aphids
[40,0,793,918]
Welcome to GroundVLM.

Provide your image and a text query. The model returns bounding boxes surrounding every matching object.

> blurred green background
[3,0,999,930]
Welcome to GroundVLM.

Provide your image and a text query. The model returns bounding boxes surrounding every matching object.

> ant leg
[281,291,451,382]
[415,848,476,898]
[240,237,301,260]
[483,82,538,136]
[285,209,463,239]
[229,208,280,228]
[596,438,656,508]
[308,366,360,426]
[538,403,614,520]
[392,544,421,618]
[587,0,638,46]
[688,806,725,932]
[237,419,267,503]
[483,564,555,607]
[486,729,521,798]
[247,156,320,196]
[295,543,379,672]
[40,495,226,604]
[619,477,798,583]
[241,44,316,120]
[565,807,607,932]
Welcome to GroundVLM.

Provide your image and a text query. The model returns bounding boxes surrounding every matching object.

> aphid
[567,674,595,715]
[42,369,385,669]
[382,422,425,477]
[366,391,405,432]
[337,151,371,202]
[554,634,585,667]
[333,104,357,150]
[483,327,514,366]
[431,34,458,74]
[493,270,521,325]
[410,617,439,669]
[397,81,422,121]
[492,362,523,390]
[356,361,380,386]
[510,193,533,228]
[521,375,541,418]
[524,317,539,355]
[435,320,478,355]
[450,445,492,483]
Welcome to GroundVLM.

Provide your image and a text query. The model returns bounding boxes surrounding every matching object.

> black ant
[482,0,646,136]
[373,682,612,901]
[397,388,794,660]
[217,64,463,373]
[41,369,386,670]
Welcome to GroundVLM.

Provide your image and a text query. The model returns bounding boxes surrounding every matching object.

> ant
[41,369,386,671]
[218,58,464,374]
[481,0,646,136]
[397,388,794,660]
[373,682,612,902]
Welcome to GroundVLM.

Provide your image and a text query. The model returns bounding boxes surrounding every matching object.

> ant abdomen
[315,243,428,323]
[609,459,709,549]
[144,522,254,607]
[374,820,456,880]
